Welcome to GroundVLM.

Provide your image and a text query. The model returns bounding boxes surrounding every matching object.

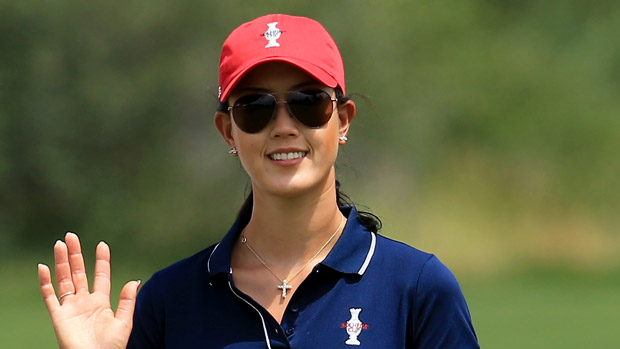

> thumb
[115,280,141,324]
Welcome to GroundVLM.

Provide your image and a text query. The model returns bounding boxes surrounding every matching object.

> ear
[214,112,235,148]
[337,99,356,142]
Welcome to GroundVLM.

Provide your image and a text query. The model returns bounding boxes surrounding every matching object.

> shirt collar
[321,206,377,275]
[207,206,376,283]
[206,210,247,283]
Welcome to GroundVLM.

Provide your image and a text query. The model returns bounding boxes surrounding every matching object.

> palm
[51,293,126,348]
[38,233,140,349]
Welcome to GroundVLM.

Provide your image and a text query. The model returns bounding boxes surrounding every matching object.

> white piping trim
[228,281,272,349]
[206,242,221,274]
[357,232,376,275]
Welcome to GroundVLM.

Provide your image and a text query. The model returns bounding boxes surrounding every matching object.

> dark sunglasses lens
[232,94,276,133]
[288,91,334,128]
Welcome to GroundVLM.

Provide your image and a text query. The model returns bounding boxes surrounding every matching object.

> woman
[38,14,479,348]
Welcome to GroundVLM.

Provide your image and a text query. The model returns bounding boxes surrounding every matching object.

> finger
[54,240,75,296]
[38,263,60,313]
[115,280,141,325]
[93,241,111,295]
[65,232,90,293]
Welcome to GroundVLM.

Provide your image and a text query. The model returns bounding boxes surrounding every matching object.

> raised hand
[38,233,140,349]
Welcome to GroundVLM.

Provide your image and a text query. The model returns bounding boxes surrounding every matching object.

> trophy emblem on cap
[264,22,281,48]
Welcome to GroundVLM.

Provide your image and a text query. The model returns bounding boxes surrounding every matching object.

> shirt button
[285,327,295,336]
[290,303,300,313]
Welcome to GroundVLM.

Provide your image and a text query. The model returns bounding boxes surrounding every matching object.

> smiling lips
[268,151,308,161]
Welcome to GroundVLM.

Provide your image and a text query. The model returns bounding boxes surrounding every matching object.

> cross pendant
[277,280,292,298]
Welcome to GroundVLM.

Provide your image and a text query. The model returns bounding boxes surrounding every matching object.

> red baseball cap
[218,14,346,102]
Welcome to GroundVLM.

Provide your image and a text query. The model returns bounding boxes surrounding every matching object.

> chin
[270,181,315,198]
[264,175,332,199]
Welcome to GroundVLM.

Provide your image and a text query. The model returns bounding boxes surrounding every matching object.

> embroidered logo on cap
[264,22,282,48]
[340,308,369,346]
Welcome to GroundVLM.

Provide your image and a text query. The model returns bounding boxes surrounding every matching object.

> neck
[241,180,345,265]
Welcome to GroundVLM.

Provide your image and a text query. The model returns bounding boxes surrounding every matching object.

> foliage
[1,0,619,269]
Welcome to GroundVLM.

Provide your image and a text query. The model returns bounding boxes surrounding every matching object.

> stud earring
[228,147,238,156]
[339,135,348,144]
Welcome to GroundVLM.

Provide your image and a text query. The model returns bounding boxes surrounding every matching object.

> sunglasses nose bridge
[272,98,297,121]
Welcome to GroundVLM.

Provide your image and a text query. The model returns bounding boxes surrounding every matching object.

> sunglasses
[227,90,338,134]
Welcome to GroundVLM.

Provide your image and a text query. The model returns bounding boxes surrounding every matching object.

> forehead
[231,61,324,95]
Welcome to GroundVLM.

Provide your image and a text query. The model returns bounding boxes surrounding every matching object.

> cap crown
[218,14,345,102]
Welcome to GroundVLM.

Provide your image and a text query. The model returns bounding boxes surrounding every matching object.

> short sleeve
[412,255,479,348]
[127,278,165,349]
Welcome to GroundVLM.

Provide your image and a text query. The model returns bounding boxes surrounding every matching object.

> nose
[269,101,299,138]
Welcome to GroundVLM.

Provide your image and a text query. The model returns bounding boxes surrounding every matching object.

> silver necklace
[241,215,345,298]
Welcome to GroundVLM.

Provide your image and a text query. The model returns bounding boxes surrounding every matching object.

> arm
[38,232,140,349]
[412,255,479,348]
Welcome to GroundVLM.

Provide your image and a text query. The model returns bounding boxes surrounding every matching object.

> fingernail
[37,263,45,268]
[98,241,110,252]
[55,240,64,246]
[66,231,76,237]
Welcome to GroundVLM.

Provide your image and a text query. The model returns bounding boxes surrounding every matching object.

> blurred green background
[2,0,619,347]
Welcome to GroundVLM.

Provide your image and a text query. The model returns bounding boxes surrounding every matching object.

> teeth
[269,152,307,160]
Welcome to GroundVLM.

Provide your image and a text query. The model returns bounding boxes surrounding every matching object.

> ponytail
[335,179,382,233]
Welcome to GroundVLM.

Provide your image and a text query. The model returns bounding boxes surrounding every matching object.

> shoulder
[372,234,460,292]
[362,234,478,346]
[372,236,479,347]
[374,234,433,264]
[138,243,218,297]
[372,234,438,277]
[130,243,220,348]
[360,234,466,307]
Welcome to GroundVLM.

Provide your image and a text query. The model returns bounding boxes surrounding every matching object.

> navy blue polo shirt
[128,207,479,348]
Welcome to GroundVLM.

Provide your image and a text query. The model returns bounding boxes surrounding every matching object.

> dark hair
[229,89,382,233]
[335,180,383,233]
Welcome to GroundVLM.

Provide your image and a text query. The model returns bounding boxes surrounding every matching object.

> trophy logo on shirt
[341,308,369,345]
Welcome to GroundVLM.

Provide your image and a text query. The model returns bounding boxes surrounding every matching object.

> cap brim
[219,57,339,102]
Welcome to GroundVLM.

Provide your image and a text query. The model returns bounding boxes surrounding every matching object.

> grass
[3,257,619,348]
[462,270,620,348]
[1,256,153,348]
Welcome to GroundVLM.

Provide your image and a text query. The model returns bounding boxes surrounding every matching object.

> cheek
[327,118,342,151]
[311,127,340,161]
[231,131,263,168]
[320,134,338,154]
[232,128,260,150]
